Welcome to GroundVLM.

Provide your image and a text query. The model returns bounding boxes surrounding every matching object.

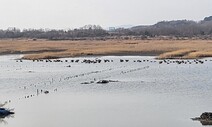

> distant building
[109,27,115,31]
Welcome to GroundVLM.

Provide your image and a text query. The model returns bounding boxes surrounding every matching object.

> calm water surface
[0,55,212,127]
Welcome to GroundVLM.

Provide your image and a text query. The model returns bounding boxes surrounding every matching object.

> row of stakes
[23,88,57,99]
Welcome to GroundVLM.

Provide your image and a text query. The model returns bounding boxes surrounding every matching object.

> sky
[0,0,212,29]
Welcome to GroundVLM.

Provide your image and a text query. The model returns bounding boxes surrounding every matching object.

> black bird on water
[0,108,14,118]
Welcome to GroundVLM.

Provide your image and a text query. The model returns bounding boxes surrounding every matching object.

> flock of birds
[16,58,212,65]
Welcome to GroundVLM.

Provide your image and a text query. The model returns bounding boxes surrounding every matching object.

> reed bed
[0,39,212,59]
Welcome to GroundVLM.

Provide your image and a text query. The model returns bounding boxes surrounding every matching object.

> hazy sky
[0,0,212,29]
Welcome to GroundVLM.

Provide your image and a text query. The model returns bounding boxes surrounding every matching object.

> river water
[0,55,212,127]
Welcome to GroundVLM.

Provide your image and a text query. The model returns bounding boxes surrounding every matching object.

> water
[0,55,212,127]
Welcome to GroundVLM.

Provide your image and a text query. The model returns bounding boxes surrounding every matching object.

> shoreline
[1,50,211,60]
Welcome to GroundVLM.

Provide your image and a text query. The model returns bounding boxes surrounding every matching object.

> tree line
[0,25,108,40]
[0,16,212,40]
[112,16,212,38]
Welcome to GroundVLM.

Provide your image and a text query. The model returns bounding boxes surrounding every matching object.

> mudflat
[0,39,212,59]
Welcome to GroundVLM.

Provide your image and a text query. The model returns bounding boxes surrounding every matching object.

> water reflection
[0,118,7,125]
[192,118,212,126]
[200,120,212,126]
[0,115,15,125]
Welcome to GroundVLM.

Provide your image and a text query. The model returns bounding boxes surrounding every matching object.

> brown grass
[185,51,212,59]
[0,39,212,59]
[157,49,196,59]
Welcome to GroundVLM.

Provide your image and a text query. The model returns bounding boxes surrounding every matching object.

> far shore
[0,39,212,60]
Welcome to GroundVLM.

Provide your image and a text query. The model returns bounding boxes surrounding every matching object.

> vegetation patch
[0,39,212,60]
[158,49,197,59]
[185,51,212,59]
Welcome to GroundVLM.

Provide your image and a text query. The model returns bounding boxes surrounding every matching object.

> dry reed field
[0,39,212,59]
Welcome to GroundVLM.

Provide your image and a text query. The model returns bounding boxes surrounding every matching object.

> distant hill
[204,16,212,21]
[130,16,212,37]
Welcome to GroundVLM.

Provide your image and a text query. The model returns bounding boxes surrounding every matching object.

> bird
[0,108,14,118]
